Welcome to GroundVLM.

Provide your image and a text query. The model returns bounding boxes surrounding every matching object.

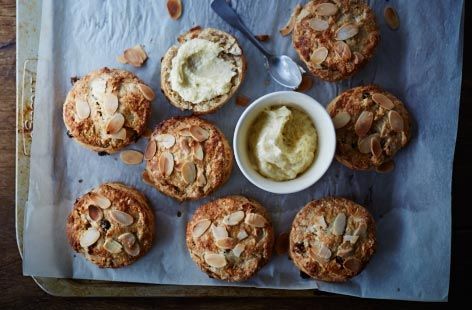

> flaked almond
[237,229,248,240]
[189,126,209,142]
[142,171,154,186]
[244,213,267,227]
[155,134,176,149]
[375,160,395,173]
[388,110,404,132]
[275,232,290,255]
[372,93,394,110]
[216,237,236,250]
[103,238,122,254]
[75,99,90,120]
[89,192,111,209]
[358,134,378,154]
[332,111,351,129]
[167,0,182,20]
[317,244,332,260]
[110,128,126,140]
[296,74,313,92]
[354,111,373,137]
[192,219,211,238]
[204,253,227,268]
[236,95,250,107]
[106,113,125,135]
[279,4,302,36]
[144,140,157,160]
[310,47,328,65]
[296,8,310,22]
[335,23,359,41]
[401,131,408,146]
[332,213,346,236]
[180,138,191,155]
[353,222,367,236]
[353,52,364,64]
[314,2,338,16]
[308,18,329,31]
[159,151,174,177]
[314,215,327,230]
[110,210,134,226]
[120,150,143,165]
[223,211,245,226]
[123,45,148,67]
[116,54,128,64]
[370,136,382,158]
[343,235,359,244]
[102,93,119,115]
[232,243,245,257]
[334,41,351,61]
[196,173,206,187]
[344,257,362,273]
[124,243,140,256]
[211,225,228,240]
[79,227,100,248]
[181,161,196,184]
[337,243,353,257]
[138,83,155,101]
[255,34,270,42]
[118,232,136,248]
[384,6,400,30]
[192,143,204,161]
[178,129,192,137]
[88,205,103,222]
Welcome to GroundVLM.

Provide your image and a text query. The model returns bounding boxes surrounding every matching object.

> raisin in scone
[161,26,246,114]
[66,182,155,268]
[63,67,154,154]
[289,197,376,282]
[327,85,412,172]
[292,0,379,81]
[143,116,233,201]
[186,195,274,282]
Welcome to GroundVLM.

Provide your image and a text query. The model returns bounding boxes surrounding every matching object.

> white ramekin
[233,91,336,194]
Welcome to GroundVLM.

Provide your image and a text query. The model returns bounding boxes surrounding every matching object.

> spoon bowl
[267,55,303,89]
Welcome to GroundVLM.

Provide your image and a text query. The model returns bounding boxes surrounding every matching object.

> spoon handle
[211,0,273,58]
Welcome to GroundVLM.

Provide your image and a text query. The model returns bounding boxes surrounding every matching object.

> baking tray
[15,0,319,297]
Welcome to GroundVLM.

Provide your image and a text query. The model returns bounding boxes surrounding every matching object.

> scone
[186,195,274,282]
[63,67,153,154]
[66,182,155,268]
[292,0,379,81]
[289,197,376,282]
[143,116,233,201]
[161,26,246,114]
[327,85,411,171]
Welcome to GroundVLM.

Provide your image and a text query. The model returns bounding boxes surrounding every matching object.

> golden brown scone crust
[63,67,152,154]
[289,197,376,282]
[292,0,379,81]
[144,116,233,201]
[186,195,274,282]
[66,182,155,268]
[327,85,412,171]
[161,27,247,114]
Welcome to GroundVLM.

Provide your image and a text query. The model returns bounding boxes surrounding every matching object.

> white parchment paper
[22,0,464,301]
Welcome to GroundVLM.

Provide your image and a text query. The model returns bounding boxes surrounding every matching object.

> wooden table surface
[1,1,469,308]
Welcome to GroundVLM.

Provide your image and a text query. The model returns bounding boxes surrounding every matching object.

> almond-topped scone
[327,85,412,172]
[63,67,154,154]
[292,0,379,81]
[186,195,274,282]
[66,183,155,268]
[289,197,376,282]
[143,116,233,201]
[161,26,246,114]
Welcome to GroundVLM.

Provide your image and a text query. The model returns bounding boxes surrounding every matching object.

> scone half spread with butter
[143,116,233,201]
[63,67,153,154]
[186,195,274,282]
[161,26,246,114]
[289,197,376,282]
[292,0,380,81]
[66,182,155,268]
[327,85,411,171]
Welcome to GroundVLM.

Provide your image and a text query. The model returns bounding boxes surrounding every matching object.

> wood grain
[0,0,470,308]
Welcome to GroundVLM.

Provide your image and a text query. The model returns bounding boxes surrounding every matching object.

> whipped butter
[169,38,236,103]
[248,105,317,181]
